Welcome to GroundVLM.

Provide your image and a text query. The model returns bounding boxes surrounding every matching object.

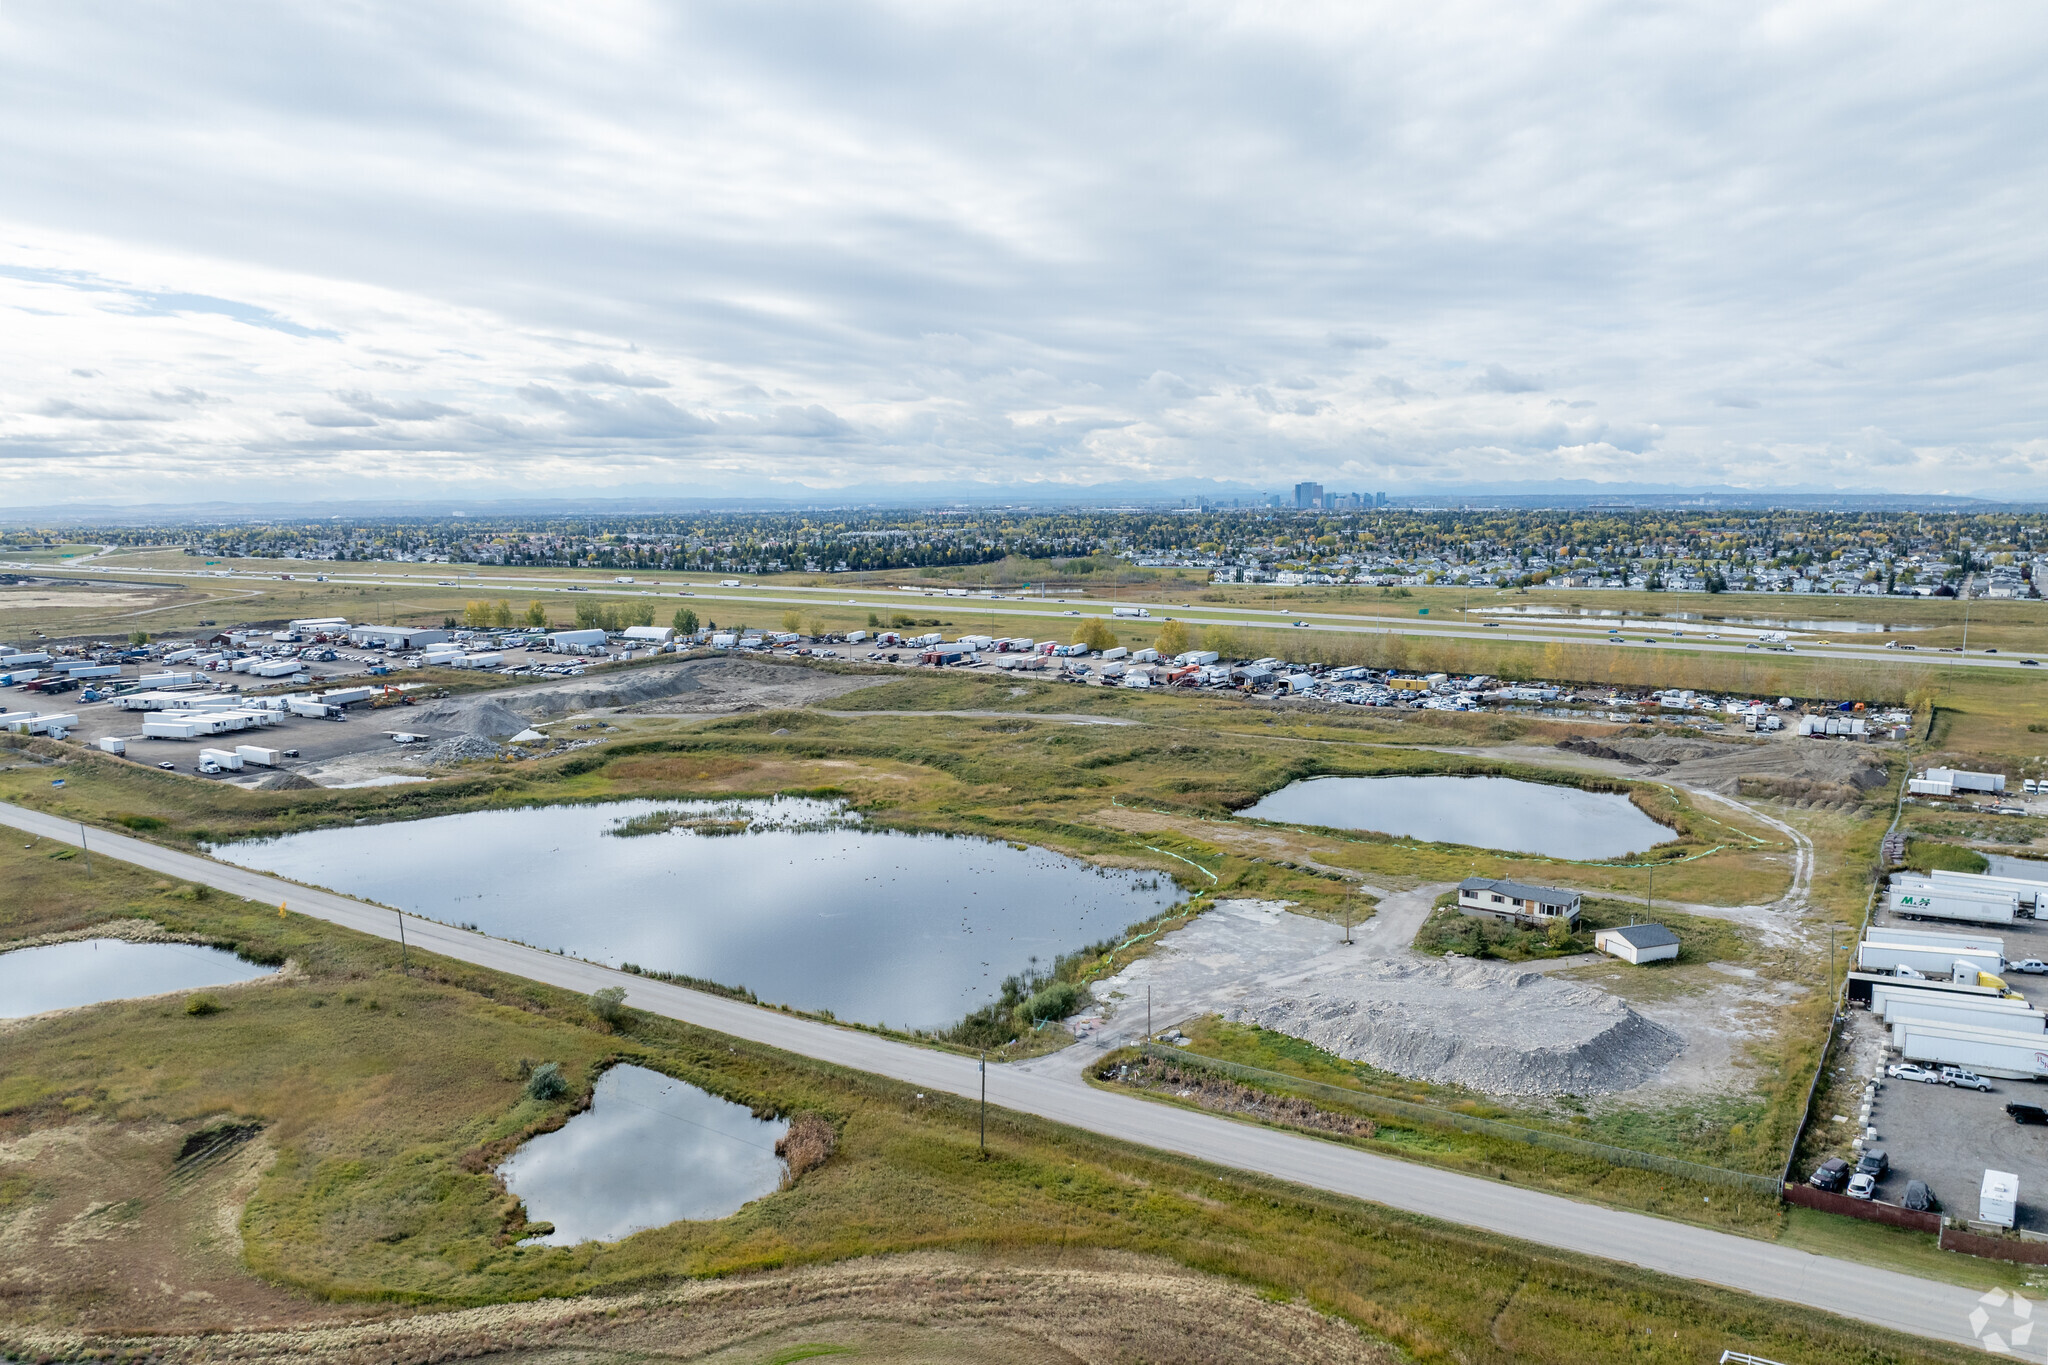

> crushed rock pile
[1227,957,1684,1096]
[409,734,507,767]
[406,697,529,738]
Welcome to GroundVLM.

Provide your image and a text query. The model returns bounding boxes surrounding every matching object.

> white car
[2011,959,2048,975]
[1887,1063,1935,1083]
[1846,1172,1877,1200]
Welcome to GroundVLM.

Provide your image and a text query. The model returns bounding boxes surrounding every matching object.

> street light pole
[979,1050,987,1156]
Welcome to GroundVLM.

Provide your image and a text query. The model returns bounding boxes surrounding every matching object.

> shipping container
[319,687,377,707]
[235,745,283,767]
[141,717,202,739]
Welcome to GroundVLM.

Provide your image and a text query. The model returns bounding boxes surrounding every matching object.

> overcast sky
[1,2,2044,506]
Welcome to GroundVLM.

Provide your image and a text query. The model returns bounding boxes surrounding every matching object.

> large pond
[210,799,1182,1030]
[499,1064,786,1245]
[0,938,278,1019]
[1240,775,1672,860]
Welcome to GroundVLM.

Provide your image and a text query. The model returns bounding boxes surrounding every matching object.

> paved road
[0,801,2014,1353]
[21,557,2039,675]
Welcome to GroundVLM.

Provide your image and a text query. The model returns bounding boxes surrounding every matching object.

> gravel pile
[407,697,529,738]
[411,734,506,767]
[1227,957,1684,1096]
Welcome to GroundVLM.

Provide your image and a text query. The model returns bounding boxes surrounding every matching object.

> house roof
[1458,876,1579,905]
[1601,923,1680,949]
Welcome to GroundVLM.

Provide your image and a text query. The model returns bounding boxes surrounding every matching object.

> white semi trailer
[1857,938,2005,978]
[1894,1019,2048,1079]
[1887,878,2021,926]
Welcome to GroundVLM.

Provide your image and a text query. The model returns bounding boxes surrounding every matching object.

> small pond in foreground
[210,799,1183,1030]
[0,938,278,1019]
[499,1065,787,1245]
[1240,775,1671,860]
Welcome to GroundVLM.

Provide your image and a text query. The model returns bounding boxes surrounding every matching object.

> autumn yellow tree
[1073,617,1116,651]
[1154,619,1191,656]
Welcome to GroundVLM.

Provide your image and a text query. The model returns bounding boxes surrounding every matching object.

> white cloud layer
[1,1,2045,504]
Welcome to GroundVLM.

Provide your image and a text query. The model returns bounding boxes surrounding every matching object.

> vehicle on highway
[157,761,175,770]
[2027,659,2041,667]
[1482,622,1500,627]
[1808,1157,1850,1191]
[1887,1063,1935,1083]
[1846,1172,1877,1200]
[1292,621,1309,627]
[1940,1066,1992,1091]
[2007,1102,2048,1125]
[1987,648,2000,654]
[1902,1179,1934,1212]
[1856,1150,1888,1179]
[2010,958,2048,974]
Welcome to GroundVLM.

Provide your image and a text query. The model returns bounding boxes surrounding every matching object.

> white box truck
[1111,606,1150,618]
[97,736,126,755]
[1982,1170,2019,1228]
[235,744,282,767]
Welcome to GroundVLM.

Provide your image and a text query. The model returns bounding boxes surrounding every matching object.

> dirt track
[25,1250,1393,1364]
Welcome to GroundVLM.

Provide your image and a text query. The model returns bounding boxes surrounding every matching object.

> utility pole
[979,1050,987,1156]
[396,909,409,974]
[78,821,90,875]
[1147,985,1152,1042]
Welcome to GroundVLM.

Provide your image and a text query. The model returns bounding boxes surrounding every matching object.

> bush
[524,1061,568,1102]
[184,994,220,1016]
[1018,980,1082,1025]
[588,986,627,1026]
[1905,839,1990,874]
[775,1112,837,1188]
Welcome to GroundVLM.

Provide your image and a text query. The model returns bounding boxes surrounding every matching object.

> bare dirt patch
[0,589,165,614]
[28,1250,1393,1364]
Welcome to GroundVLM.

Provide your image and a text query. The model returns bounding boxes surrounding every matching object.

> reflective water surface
[211,799,1183,1030]
[1240,775,1673,859]
[0,938,278,1018]
[498,1065,787,1245]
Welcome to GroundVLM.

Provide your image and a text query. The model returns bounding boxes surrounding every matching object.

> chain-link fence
[1140,1043,1782,1197]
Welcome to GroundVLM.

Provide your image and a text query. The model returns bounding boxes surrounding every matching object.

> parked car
[2011,959,2048,974]
[1887,1063,1935,1083]
[1941,1066,1993,1091]
[2007,1103,2048,1125]
[1902,1180,1935,1212]
[1846,1172,1877,1200]
[1856,1150,1889,1179]
[1808,1157,1850,1191]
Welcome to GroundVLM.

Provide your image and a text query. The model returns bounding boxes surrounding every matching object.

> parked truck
[1894,1019,2048,1079]
[1887,879,2022,926]
[1982,1170,2019,1229]
[197,748,245,773]
[1857,938,2005,979]
[1933,869,2048,914]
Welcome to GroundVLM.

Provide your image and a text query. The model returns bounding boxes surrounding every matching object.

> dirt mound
[1556,731,1890,796]
[249,770,318,791]
[408,697,530,738]
[1228,956,1684,1096]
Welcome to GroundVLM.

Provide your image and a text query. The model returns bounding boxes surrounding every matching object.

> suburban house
[1456,876,1582,928]
[1594,923,1681,965]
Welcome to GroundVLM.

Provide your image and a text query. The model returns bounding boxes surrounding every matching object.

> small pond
[210,799,1183,1030]
[1986,854,2048,881]
[499,1064,787,1245]
[0,938,278,1019]
[1239,775,1672,860]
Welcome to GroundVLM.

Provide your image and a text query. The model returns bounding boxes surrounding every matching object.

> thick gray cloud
[0,1,2044,503]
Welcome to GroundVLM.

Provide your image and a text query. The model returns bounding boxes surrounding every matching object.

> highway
[0,799,2017,1354]
[11,555,2040,676]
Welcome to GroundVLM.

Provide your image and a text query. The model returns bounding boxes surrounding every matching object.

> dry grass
[775,1112,837,1187]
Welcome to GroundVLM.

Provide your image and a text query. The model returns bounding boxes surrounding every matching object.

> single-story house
[1457,876,1582,928]
[1594,923,1681,965]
